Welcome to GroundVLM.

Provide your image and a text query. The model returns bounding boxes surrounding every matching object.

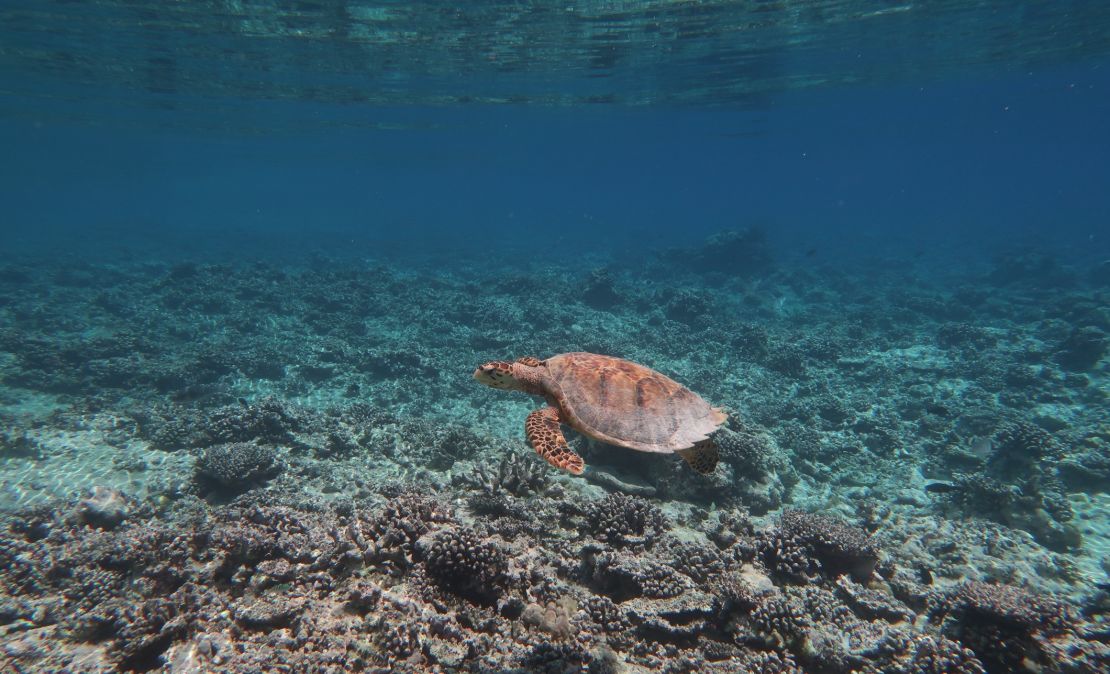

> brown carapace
[474,352,727,476]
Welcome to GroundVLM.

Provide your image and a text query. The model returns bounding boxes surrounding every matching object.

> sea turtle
[473,352,727,476]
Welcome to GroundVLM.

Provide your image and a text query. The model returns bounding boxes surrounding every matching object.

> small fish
[968,437,994,459]
[804,247,818,258]
[925,482,960,494]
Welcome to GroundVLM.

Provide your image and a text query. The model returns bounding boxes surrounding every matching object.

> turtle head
[473,357,543,393]
[473,360,524,390]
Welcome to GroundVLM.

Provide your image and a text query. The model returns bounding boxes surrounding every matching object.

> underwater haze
[1,1,1109,672]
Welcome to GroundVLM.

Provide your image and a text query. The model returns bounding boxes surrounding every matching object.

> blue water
[2,2,1110,672]
[3,3,1109,266]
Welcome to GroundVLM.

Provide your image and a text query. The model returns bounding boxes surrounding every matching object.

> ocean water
[1,2,1108,672]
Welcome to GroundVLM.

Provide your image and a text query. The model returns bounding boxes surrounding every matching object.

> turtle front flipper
[525,407,584,475]
[678,440,718,475]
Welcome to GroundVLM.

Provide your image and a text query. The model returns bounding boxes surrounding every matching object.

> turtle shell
[543,352,727,454]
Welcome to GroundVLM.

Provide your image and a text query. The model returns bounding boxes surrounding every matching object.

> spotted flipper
[678,440,718,475]
[525,407,584,475]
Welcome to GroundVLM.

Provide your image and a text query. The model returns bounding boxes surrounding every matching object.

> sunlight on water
[2,0,1109,114]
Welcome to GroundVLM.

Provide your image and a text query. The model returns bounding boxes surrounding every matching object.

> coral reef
[928,581,1098,673]
[74,486,133,530]
[204,397,304,446]
[194,442,280,494]
[1,239,1108,671]
[587,548,691,600]
[581,268,624,310]
[417,526,509,605]
[1055,326,1108,371]
[758,510,879,582]
[0,460,1107,673]
[669,228,774,278]
[458,453,551,497]
[584,493,670,547]
[937,420,1081,551]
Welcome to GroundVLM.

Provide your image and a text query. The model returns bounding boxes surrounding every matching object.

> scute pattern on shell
[544,352,726,453]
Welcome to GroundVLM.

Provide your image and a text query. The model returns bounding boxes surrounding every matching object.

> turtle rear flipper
[678,440,718,474]
[525,407,585,475]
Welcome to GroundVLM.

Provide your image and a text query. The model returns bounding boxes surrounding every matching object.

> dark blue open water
[1,2,1109,672]
[3,1,1109,264]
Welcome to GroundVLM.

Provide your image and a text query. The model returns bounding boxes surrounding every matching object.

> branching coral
[757,510,879,583]
[779,510,879,580]
[992,420,1062,463]
[585,493,670,548]
[929,581,1075,673]
[521,642,594,674]
[460,453,551,497]
[1,488,1099,674]
[585,595,631,634]
[417,526,508,605]
[834,576,914,624]
[587,550,690,601]
[943,421,1080,550]
[204,397,303,446]
[668,540,726,584]
[891,634,986,674]
[715,425,773,472]
[194,442,279,493]
[349,491,455,570]
[731,649,804,674]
